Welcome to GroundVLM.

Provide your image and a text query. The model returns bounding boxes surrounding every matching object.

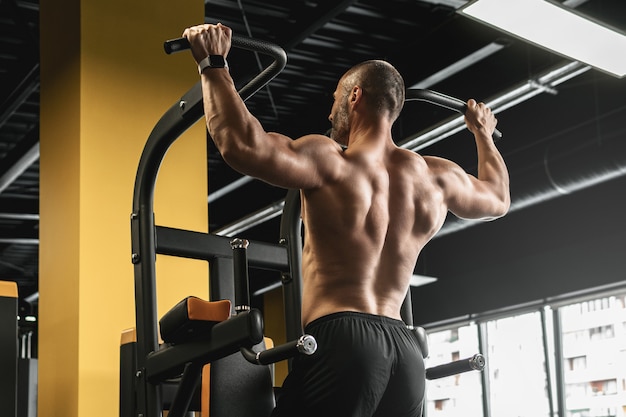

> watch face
[209,55,226,68]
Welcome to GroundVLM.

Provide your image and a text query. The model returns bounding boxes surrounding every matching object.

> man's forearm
[476,134,510,213]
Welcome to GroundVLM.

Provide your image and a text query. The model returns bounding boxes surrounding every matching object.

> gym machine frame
[123,33,487,417]
[123,34,298,417]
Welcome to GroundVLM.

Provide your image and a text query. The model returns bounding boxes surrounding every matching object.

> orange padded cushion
[0,280,17,298]
[187,298,231,322]
[159,297,232,344]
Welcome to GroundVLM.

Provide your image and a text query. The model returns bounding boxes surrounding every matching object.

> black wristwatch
[198,55,228,74]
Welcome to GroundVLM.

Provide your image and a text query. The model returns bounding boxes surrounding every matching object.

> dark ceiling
[1,0,625,320]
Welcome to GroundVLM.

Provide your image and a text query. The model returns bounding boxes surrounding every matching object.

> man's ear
[349,85,362,107]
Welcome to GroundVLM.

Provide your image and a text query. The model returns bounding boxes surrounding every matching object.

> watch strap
[198,55,228,74]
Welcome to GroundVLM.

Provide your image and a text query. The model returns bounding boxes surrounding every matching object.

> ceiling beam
[0,64,40,130]
[409,40,509,89]
[281,0,358,51]
[0,127,40,196]
[0,215,39,244]
[0,238,39,245]
[0,213,39,220]
[0,143,39,196]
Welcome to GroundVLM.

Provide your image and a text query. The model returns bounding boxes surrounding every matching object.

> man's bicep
[446,176,488,219]
[430,158,498,220]
[445,173,506,220]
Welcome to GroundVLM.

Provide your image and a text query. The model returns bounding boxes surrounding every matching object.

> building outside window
[560,294,626,417]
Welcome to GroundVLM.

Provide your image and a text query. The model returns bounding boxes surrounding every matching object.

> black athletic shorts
[271,311,425,417]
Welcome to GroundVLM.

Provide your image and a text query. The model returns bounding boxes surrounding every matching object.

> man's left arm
[183,23,342,190]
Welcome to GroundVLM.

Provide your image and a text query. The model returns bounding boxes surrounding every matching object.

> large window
[422,290,626,417]
[485,312,552,416]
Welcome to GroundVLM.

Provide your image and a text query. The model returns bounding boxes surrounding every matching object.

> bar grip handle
[161,33,286,104]
[241,335,317,365]
[164,37,191,54]
[425,353,486,380]
[164,35,288,62]
[405,89,502,141]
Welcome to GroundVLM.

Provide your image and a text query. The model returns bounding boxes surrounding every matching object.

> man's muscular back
[183,32,510,327]
[299,139,449,326]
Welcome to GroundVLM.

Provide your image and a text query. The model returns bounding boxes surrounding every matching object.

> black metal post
[231,238,251,314]
[279,189,304,345]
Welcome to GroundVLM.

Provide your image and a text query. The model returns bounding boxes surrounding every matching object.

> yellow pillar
[264,288,288,385]
[39,0,205,415]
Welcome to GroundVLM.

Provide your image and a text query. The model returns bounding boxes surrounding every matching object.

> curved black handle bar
[405,89,502,141]
[241,334,317,366]
[165,36,287,62]
[163,35,287,103]
[425,353,486,380]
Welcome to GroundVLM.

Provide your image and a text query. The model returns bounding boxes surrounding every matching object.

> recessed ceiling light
[459,0,626,78]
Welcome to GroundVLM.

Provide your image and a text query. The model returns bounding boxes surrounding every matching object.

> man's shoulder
[421,154,454,169]
[388,147,429,170]
[298,133,341,146]
[293,134,345,156]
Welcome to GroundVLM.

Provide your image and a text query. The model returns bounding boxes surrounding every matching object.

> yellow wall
[39,0,206,415]
[264,288,289,385]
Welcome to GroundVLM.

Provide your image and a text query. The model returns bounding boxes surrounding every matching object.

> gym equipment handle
[164,37,192,54]
[161,33,286,105]
[230,238,251,314]
[241,334,317,365]
[165,36,278,57]
[425,353,485,380]
[405,89,502,141]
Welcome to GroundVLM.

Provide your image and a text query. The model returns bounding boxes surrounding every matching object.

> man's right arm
[427,99,510,220]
